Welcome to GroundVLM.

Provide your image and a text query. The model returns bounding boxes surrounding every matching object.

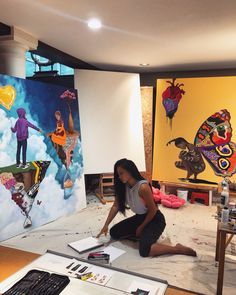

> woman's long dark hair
[114,158,146,215]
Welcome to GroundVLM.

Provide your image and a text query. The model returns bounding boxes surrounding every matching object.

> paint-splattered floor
[1,195,236,295]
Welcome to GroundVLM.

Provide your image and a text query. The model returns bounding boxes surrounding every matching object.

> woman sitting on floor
[97,158,197,258]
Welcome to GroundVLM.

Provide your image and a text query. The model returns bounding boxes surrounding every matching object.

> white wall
[74,69,146,174]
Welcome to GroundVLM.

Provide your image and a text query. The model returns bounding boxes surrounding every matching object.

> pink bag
[161,194,185,208]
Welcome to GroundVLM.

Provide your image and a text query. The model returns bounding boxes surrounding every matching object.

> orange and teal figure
[47,110,67,166]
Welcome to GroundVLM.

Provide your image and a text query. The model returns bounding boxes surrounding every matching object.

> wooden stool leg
[190,194,195,204]
[95,174,106,204]
[217,230,226,295]
[208,190,212,206]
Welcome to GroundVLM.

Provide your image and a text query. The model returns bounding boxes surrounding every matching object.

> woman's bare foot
[175,243,197,257]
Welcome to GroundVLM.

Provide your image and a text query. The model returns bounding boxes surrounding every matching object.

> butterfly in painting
[167,109,236,180]
[194,109,236,178]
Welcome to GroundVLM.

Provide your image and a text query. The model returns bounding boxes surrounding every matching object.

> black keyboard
[3,269,70,295]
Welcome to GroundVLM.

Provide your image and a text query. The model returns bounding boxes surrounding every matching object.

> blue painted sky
[0,74,81,135]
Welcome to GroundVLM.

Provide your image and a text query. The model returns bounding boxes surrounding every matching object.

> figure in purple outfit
[11,108,41,169]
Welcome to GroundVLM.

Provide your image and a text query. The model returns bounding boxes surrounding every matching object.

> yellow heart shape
[0,85,16,110]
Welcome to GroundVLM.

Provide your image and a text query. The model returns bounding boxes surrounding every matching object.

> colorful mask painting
[162,78,185,124]
[167,109,236,181]
[0,74,86,241]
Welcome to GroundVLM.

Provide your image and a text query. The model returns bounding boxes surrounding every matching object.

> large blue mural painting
[0,74,86,241]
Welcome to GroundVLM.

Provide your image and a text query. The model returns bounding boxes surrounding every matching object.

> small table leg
[215,222,220,262]
[208,190,213,206]
[225,234,234,248]
[217,230,226,295]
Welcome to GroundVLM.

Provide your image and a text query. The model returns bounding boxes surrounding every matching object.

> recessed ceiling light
[139,63,150,67]
[88,18,102,30]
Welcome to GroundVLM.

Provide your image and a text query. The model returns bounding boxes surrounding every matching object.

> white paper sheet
[127,280,159,295]
[102,246,126,262]
[68,237,104,253]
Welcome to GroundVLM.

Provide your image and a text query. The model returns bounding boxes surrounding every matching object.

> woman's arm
[96,198,119,238]
[136,184,157,237]
[105,198,119,226]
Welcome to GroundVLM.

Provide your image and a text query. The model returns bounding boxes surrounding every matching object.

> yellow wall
[153,76,236,183]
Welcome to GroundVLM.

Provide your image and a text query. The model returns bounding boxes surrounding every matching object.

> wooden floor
[0,246,39,282]
[0,246,198,295]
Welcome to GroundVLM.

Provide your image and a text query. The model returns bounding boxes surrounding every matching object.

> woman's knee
[139,242,151,257]
[109,225,120,240]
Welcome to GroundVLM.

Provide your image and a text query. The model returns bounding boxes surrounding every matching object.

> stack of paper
[68,237,104,254]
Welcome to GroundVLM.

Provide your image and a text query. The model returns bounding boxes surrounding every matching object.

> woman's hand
[96,225,109,238]
[136,225,144,238]
[96,201,118,239]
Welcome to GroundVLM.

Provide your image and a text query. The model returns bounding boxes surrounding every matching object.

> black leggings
[110,210,166,257]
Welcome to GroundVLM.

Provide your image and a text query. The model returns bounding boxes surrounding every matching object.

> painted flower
[60,90,76,100]
[162,79,185,119]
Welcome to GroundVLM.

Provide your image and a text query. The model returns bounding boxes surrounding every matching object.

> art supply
[229,202,236,209]
[78,266,88,273]
[127,280,159,295]
[221,178,229,190]
[88,252,110,264]
[2,269,70,295]
[221,207,229,224]
[76,272,93,281]
[131,289,150,295]
[220,186,229,207]
[68,237,104,254]
[86,269,113,286]
[71,263,81,271]
[66,262,74,269]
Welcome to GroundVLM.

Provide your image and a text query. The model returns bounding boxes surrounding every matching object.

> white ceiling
[1,0,236,72]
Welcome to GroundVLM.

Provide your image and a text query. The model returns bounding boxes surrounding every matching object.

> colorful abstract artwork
[195,109,236,177]
[0,74,86,241]
[167,109,236,181]
[162,78,185,124]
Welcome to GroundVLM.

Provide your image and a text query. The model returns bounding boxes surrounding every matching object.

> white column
[0,27,38,79]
